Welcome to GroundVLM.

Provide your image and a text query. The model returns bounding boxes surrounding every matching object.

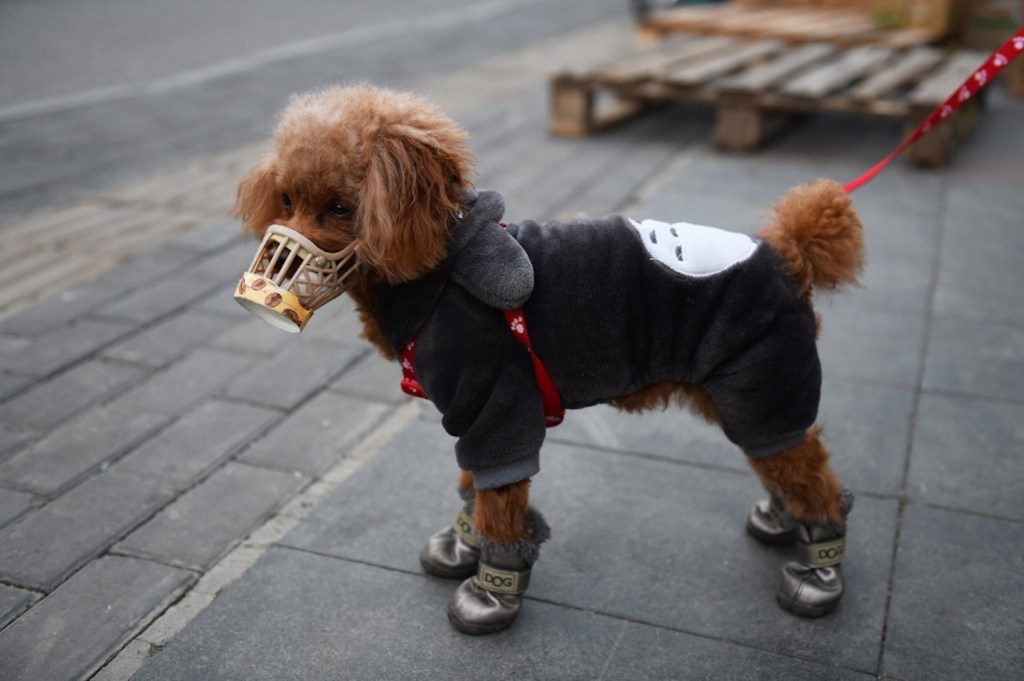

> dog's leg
[419,470,480,580]
[447,478,550,635]
[747,428,853,618]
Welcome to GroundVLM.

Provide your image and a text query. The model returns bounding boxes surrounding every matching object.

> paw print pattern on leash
[509,315,525,336]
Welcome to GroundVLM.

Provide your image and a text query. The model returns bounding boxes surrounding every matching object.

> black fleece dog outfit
[378,191,820,490]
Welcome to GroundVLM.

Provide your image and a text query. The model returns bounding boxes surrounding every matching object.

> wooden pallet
[638,2,948,49]
[550,35,987,165]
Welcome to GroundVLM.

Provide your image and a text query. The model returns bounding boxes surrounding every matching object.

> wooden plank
[549,36,987,166]
[906,99,979,166]
[908,51,988,105]
[710,8,811,32]
[876,26,946,48]
[792,14,879,41]
[662,40,784,87]
[715,101,765,150]
[718,43,840,93]
[549,77,596,137]
[597,36,736,84]
[781,45,895,98]
[851,47,944,101]
[583,35,697,80]
[642,4,745,32]
[548,77,651,137]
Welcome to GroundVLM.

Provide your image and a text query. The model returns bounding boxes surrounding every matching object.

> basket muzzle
[233,224,360,333]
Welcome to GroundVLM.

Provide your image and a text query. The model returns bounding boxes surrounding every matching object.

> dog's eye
[328,204,350,219]
[282,193,292,210]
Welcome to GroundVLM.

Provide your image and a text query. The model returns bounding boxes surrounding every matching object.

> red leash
[844,26,1024,193]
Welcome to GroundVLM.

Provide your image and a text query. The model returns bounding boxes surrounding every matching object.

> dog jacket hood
[376,190,821,490]
[376,190,533,353]
[448,191,534,310]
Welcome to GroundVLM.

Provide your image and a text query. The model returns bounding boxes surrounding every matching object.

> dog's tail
[759,179,864,299]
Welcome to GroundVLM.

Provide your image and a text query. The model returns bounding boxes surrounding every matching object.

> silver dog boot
[777,491,854,618]
[420,485,480,580]
[746,495,798,545]
[419,506,480,580]
[447,508,550,636]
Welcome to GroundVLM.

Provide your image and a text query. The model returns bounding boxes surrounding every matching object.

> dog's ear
[234,157,280,236]
[358,125,471,283]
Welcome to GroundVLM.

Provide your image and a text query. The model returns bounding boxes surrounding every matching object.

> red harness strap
[400,308,565,427]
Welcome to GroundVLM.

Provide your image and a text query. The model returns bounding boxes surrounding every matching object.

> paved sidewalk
[1,18,1023,681]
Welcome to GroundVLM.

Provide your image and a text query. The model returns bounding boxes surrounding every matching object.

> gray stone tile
[603,623,875,681]
[0,318,135,377]
[117,462,305,571]
[551,107,704,220]
[329,351,411,404]
[206,315,294,357]
[0,470,176,590]
[0,427,34,464]
[0,248,199,337]
[222,342,363,410]
[134,547,625,681]
[0,359,149,433]
[96,273,224,325]
[239,392,388,477]
[934,179,1024,321]
[549,377,913,496]
[116,399,278,487]
[818,378,916,497]
[109,348,257,416]
[845,203,940,313]
[283,420,896,673]
[550,404,746,472]
[922,312,1024,403]
[0,487,38,530]
[279,420,461,571]
[0,583,38,631]
[532,446,896,674]
[884,505,1024,681]
[166,218,243,253]
[189,286,253,319]
[0,333,29,357]
[182,240,258,277]
[0,406,170,497]
[0,555,194,681]
[817,298,926,389]
[908,393,1024,521]
[0,372,32,403]
[103,310,236,368]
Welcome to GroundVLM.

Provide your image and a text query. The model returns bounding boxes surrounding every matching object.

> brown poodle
[234,85,864,634]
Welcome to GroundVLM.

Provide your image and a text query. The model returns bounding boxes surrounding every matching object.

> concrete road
[0,0,625,221]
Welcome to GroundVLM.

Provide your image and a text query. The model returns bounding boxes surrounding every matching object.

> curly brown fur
[474,479,532,544]
[458,469,475,495]
[748,428,846,527]
[759,179,865,300]
[233,85,475,358]
[611,382,721,424]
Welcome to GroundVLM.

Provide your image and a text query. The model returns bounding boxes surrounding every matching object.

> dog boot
[746,494,798,545]
[447,508,550,635]
[419,488,480,580]
[777,490,854,618]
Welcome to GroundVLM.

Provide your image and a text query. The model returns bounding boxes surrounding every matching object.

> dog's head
[235,85,475,285]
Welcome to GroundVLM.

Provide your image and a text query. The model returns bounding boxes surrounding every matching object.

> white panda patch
[629,218,758,278]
